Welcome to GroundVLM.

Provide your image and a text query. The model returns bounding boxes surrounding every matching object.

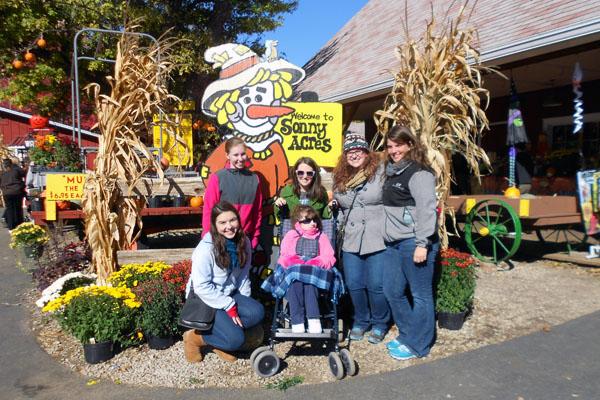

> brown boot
[212,348,237,362]
[183,330,205,363]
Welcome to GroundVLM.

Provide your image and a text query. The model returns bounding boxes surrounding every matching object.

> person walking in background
[0,158,26,231]
[274,157,331,219]
[201,138,263,249]
[333,134,391,344]
[382,125,440,361]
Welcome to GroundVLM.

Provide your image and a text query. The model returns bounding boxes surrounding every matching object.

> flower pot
[23,244,44,259]
[437,310,467,330]
[83,341,114,364]
[173,195,186,207]
[30,197,44,211]
[148,196,163,208]
[147,334,175,350]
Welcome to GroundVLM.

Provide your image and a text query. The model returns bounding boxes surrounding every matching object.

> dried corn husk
[373,3,504,248]
[82,28,181,281]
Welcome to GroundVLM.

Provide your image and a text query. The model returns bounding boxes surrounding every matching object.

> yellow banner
[274,102,343,167]
[45,173,86,201]
[153,101,194,167]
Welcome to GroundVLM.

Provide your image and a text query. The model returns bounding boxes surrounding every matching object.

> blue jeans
[202,293,265,352]
[383,237,440,357]
[343,250,391,332]
[286,281,320,325]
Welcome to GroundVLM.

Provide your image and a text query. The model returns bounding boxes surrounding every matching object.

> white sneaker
[307,319,322,334]
[291,323,305,333]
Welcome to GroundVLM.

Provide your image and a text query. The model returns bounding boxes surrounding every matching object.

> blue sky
[261,0,369,67]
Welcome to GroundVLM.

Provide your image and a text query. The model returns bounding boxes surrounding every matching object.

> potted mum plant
[133,278,182,350]
[42,285,141,363]
[28,133,82,172]
[9,222,49,258]
[435,248,477,330]
[108,261,171,288]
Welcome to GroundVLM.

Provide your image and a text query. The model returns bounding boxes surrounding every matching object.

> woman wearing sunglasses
[333,134,390,344]
[274,157,331,219]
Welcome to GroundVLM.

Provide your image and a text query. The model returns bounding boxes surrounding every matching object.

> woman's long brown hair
[384,125,431,169]
[332,150,381,192]
[289,157,327,203]
[209,201,248,270]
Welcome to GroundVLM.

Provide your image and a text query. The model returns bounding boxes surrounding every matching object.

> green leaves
[1,1,297,122]
[57,292,137,344]
[436,248,477,313]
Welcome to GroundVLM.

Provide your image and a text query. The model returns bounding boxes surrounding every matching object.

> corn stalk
[82,28,180,282]
[373,2,504,248]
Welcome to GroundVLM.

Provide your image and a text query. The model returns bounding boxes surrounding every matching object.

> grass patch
[266,375,304,391]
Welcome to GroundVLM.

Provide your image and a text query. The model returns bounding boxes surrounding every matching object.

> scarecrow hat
[201,43,305,117]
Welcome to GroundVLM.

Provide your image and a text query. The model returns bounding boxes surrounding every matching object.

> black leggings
[3,194,24,229]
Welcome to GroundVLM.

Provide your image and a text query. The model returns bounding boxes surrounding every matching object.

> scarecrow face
[231,81,278,135]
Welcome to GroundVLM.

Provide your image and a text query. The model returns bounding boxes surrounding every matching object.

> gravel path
[28,259,600,389]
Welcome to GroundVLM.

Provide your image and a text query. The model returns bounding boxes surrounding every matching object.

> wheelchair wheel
[250,345,270,366]
[253,350,280,378]
[339,349,356,376]
[328,352,345,380]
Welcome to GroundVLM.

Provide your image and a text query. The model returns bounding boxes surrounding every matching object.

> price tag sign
[45,173,86,201]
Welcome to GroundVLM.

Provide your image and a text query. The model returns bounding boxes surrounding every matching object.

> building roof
[297,0,600,103]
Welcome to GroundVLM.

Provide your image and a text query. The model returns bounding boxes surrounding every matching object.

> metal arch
[71,28,164,165]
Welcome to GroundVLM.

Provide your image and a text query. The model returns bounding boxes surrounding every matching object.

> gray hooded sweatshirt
[382,159,437,247]
[185,233,252,311]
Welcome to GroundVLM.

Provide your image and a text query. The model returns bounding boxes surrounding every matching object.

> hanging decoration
[506,79,528,196]
[572,62,584,135]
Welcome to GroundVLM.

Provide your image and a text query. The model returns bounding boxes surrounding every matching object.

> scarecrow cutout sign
[200,42,342,198]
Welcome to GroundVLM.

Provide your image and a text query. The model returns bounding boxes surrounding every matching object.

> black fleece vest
[382,162,422,207]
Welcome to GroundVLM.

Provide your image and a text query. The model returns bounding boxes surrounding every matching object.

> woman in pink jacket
[278,205,335,334]
[202,138,263,248]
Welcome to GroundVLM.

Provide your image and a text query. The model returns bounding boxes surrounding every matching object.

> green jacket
[275,184,331,220]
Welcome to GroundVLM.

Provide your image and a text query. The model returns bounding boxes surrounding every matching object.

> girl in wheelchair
[278,204,335,334]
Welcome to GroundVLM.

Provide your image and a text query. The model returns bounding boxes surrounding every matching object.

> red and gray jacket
[201,164,263,248]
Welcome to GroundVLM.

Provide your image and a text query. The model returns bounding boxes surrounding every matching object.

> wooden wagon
[446,195,588,264]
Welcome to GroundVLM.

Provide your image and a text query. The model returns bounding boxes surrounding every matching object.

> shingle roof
[297,0,600,102]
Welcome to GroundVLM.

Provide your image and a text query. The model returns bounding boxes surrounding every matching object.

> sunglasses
[296,170,315,177]
[298,217,317,224]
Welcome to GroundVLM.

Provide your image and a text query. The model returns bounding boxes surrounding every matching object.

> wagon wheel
[535,225,588,253]
[464,199,522,264]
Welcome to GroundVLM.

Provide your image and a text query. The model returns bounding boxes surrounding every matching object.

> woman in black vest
[381,125,439,361]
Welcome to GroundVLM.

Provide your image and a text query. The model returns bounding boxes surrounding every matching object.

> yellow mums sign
[274,102,343,167]
[45,173,86,200]
[152,101,194,167]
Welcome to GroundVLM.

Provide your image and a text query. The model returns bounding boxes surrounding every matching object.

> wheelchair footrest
[274,328,336,340]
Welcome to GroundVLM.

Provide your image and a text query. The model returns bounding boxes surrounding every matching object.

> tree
[0,0,297,120]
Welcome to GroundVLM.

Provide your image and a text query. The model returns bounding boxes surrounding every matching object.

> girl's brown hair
[224,137,246,153]
[332,150,381,192]
[209,201,248,270]
[385,125,431,168]
[292,205,322,232]
[289,157,327,202]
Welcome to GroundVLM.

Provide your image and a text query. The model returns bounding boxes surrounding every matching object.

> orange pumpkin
[192,121,201,130]
[160,156,170,170]
[56,200,71,210]
[504,186,521,199]
[24,51,35,62]
[37,38,46,48]
[29,115,49,129]
[189,195,204,208]
[12,59,23,69]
